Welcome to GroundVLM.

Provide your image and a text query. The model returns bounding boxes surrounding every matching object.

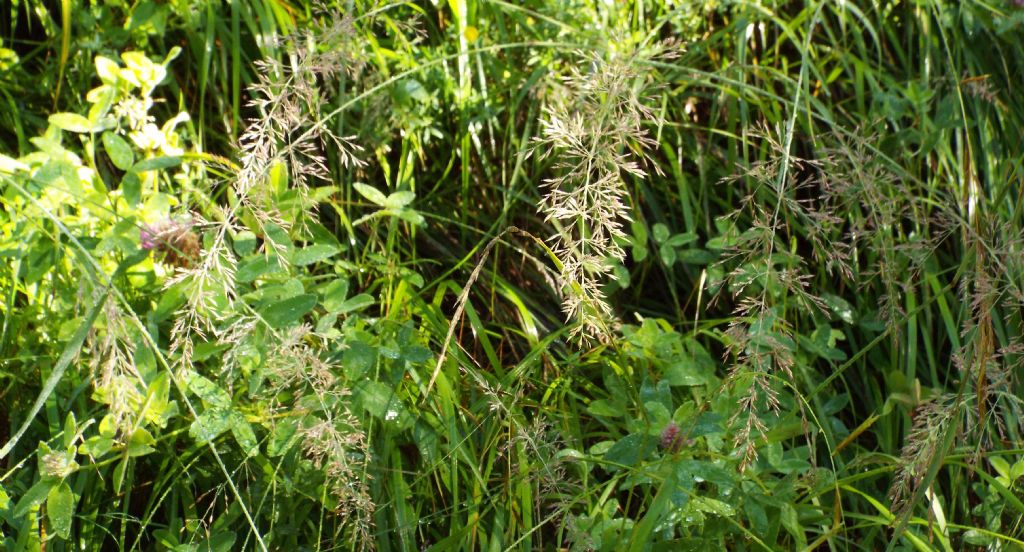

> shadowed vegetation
[2,1,1024,550]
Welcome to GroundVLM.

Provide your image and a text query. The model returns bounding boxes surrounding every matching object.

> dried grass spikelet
[299,411,375,547]
[165,11,371,371]
[87,295,146,437]
[888,393,964,515]
[234,11,367,241]
[536,40,675,343]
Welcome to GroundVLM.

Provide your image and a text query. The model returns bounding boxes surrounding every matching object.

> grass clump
[1,1,1024,551]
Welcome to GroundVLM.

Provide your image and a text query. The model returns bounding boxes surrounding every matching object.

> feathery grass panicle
[715,126,830,468]
[299,411,375,548]
[157,14,378,544]
[167,12,368,366]
[536,42,673,342]
[888,393,965,515]
[237,13,366,222]
[87,296,146,436]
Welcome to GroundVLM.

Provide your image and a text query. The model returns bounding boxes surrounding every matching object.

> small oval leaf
[353,183,388,206]
[46,482,76,540]
[102,132,135,170]
[133,156,182,172]
[290,243,340,266]
[49,113,93,133]
[259,293,318,328]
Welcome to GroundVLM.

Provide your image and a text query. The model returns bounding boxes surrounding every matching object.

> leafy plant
[2,0,1024,550]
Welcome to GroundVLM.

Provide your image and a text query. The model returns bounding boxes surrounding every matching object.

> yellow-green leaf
[46,482,76,540]
[49,113,93,133]
[102,132,134,170]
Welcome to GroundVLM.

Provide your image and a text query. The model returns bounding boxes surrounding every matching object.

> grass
[1,0,1023,550]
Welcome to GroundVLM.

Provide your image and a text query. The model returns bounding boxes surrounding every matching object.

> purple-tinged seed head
[661,421,683,453]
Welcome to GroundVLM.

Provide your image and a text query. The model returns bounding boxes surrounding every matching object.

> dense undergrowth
[1,0,1024,550]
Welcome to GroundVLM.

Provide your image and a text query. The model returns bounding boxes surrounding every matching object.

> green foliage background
[1,0,1024,550]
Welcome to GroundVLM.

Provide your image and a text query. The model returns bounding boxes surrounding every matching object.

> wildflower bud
[661,421,684,453]
[139,225,158,250]
[139,218,200,267]
[41,450,78,479]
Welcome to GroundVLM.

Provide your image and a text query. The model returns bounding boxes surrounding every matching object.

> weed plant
[1,1,1024,551]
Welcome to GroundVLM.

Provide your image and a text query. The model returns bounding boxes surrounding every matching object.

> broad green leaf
[687,412,724,438]
[652,223,671,243]
[1011,461,1024,481]
[95,56,121,84]
[236,255,286,283]
[229,412,259,457]
[356,381,412,429]
[184,372,231,408]
[394,208,425,225]
[677,248,716,265]
[586,399,624,417]
[49,113,93,133]
[705,236,733,250]
[233,231,258,256]
[392,79,430,106]
[190,408,232,443]
[13,479,53,517]
[269,160,288,195]
[631,221,648,242]
[62,413,76,449]
[675,460,735,488]
[121,171,141,205]
[612,263,630,288]
[353,183,388,206]
[162,46,181,65]
[99,415,117,438]
[644,401,671,426]
[79,435,114,458]
[315,312,338,334]
[664,232,698,247]
[632,244,648,262]
[113,457,127,495]
[262,223,293,254]
[691,495,736,517]
[963,530,992,546]
[126,428,156,457]
[260,293,318,328]
[779,502,806,547]
[309,186,340,203]
[990,457,1011,480]
[102,132,134,170]
[822,293,856,324]
[659,243,676,267]
[384,191,416,209]
[331,293,374,315]
[143,372,178,428]
[192,341,231,362]
[133,156,181,172]
[46,482,76,539]
[249,279,304,305]
[87,85,116,120]
[342,340,376,379]
[267,419,299,457]
[664,358,703,386]
[197,531,237,552]
[322,279,350,312]
[604,434,655,469]
[290,243,339,266]
[0,153,28,174]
